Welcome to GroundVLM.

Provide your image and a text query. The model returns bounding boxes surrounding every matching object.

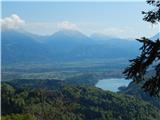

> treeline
[1,81,160,120]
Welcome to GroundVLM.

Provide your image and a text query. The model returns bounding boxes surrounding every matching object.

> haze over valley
[1,1,160,120]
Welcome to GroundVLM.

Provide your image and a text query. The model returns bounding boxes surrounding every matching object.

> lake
[95,78,131,92]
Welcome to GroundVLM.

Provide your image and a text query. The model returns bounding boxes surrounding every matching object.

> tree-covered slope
[2,82,160,120]
[120,81,160,109]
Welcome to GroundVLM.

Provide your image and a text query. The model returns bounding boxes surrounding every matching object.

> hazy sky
[1,1,159,38]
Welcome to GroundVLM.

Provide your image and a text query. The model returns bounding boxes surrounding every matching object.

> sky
[1,0,159,38]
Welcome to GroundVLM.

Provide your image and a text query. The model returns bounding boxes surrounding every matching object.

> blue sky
[1,1,159,38]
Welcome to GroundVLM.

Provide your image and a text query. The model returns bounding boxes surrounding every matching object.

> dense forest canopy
[2,82,160,120]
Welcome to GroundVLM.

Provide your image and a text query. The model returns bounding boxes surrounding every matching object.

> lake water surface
[95,78,131,92]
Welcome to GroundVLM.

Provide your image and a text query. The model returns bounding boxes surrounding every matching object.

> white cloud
[57,21,78,30]
[0,14,25,29]
[101,27,126,35]
[24,22,57,35]
[94,27,133,38]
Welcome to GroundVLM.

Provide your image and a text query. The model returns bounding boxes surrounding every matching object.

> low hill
[120,81,160,109]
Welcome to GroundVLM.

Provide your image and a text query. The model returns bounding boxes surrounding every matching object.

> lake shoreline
[95,78,131,92]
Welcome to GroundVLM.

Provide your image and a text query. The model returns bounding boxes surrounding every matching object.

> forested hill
[2,82,160,120]
[119,81,160,109]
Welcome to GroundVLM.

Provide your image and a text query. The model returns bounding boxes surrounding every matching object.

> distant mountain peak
[2,28,140,64]
[48,29,91,42]
[53,29,87,37]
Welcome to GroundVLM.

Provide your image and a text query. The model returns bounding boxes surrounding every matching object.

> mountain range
[2,29,157,64]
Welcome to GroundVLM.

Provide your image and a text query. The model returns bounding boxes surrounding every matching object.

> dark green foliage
[65,73,99,86]
[123,0,160,96]
[120,81,160,109]
[2,82,160,120]
[1,114,36,120]
[4,78,98,90]
[142,0,160,23]
[123,38,160,96]
[6,79,64,90]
